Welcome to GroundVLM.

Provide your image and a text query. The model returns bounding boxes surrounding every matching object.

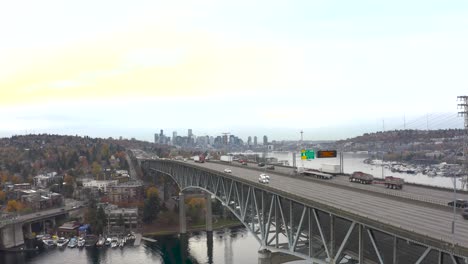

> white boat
[96,236,105,247]
[105,238,112,247]
[77,237,85,248]
[43,239,56,248]
[111,237,119,248]
[56,237,69,247]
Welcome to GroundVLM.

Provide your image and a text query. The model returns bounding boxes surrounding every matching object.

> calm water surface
[1,227,264,264]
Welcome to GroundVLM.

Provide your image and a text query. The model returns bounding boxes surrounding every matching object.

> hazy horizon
[1,1,467,141]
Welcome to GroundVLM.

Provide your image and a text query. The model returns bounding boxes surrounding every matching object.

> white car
[258,177,269,184]
[224,168,232,173]
[258,174,270,184]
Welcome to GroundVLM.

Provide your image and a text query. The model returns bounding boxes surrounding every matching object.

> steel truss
[144,160,467,264]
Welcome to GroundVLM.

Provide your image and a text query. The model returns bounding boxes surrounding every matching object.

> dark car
[463,208,468,220]
[266,165,275,170]
[447,199,468,208]
[257,163,265,167]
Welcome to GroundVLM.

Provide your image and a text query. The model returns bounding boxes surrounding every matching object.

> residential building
[106,207,138,230]
[82,180,118,193]
[33,172,58,188]
[107,180,144,204]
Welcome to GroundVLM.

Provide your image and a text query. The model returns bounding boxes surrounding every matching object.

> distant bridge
[0,204,82,249]
[143,159,468,264]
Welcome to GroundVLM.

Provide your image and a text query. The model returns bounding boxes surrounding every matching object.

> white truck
[220,155,233,162]
[295,166,333,179]
[320,164,341,174]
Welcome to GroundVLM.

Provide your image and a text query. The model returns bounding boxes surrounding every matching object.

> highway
[0,201,84,228]
[216,161,468,206]
[182,160,468,252]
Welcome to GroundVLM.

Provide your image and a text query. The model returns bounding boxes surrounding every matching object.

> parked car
[463,208,468,220]
[448,199,468,208]
[266,165,275,170]
[224,168,232,173]
[258,162,265,167]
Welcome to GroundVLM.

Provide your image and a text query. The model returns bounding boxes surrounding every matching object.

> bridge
[142,159,468,264]
[0,203,83,249]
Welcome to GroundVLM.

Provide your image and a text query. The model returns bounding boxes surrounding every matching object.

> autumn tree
[0,191,6,204]
[6,200,24,212]
[142,186,161,224]
[92,162,102,180]
[186,197,205,224]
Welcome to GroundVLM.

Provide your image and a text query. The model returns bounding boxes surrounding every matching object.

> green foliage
[142,195,161,224]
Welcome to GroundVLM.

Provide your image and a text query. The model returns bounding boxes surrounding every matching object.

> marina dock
[133,233,142,246]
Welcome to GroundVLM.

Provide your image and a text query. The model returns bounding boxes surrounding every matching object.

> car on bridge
[257,162,265,167]
[463,208,468,220]
[259,174,270,184]
[447,199,468,208]
[266,165,275,170]
[258,174,270,184]
[224,168,232,173]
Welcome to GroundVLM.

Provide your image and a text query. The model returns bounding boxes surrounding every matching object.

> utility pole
[455,96,468,245]
[382,119,385,179]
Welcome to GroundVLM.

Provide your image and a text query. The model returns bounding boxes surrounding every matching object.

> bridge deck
[186,161,468,251]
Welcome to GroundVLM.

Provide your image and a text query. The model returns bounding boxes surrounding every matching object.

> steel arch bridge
[143,160,467,264]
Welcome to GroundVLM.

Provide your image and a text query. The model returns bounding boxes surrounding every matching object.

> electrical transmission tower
[458,96,468,188]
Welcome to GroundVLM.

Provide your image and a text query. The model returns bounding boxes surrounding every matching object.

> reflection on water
[0,226,260,264]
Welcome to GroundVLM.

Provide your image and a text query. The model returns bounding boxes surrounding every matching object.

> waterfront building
[107,180,144,204]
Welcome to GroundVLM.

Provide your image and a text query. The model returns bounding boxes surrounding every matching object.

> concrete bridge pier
[205,192,212,232]
[0,223,25,249]
[258,249,272,264]
[179,192,186,234]
[24,223,32,239]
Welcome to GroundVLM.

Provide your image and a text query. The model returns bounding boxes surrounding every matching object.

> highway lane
[215,161,468,206]
[182,161,468,251]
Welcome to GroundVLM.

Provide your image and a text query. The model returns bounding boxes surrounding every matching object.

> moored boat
[68,237,78,248]
[42,239,56,248]
[105,238,112,247]
[110,237,119,248]
[84,235,98,247]
[77,237,85,248]
[96,236,105,247]
[56,237,69,247]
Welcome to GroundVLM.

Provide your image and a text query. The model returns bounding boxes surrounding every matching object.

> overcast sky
[1,1,467,141]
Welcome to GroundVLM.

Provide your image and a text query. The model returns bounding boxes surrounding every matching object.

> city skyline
[1,1,467,141]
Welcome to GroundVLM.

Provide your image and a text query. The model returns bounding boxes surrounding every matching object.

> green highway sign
[301,149,315,160]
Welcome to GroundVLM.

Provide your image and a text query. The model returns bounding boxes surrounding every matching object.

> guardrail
[209,160,454,210]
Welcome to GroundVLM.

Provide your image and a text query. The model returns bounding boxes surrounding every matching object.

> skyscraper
[172,131,177,144]
[154,134,159,144]
[254,136,257,146]
[263,135,268,145]
[247,136,252,146]
[188,129,193,138]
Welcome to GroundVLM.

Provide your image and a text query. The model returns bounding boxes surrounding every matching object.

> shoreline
[142,220,243,237]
